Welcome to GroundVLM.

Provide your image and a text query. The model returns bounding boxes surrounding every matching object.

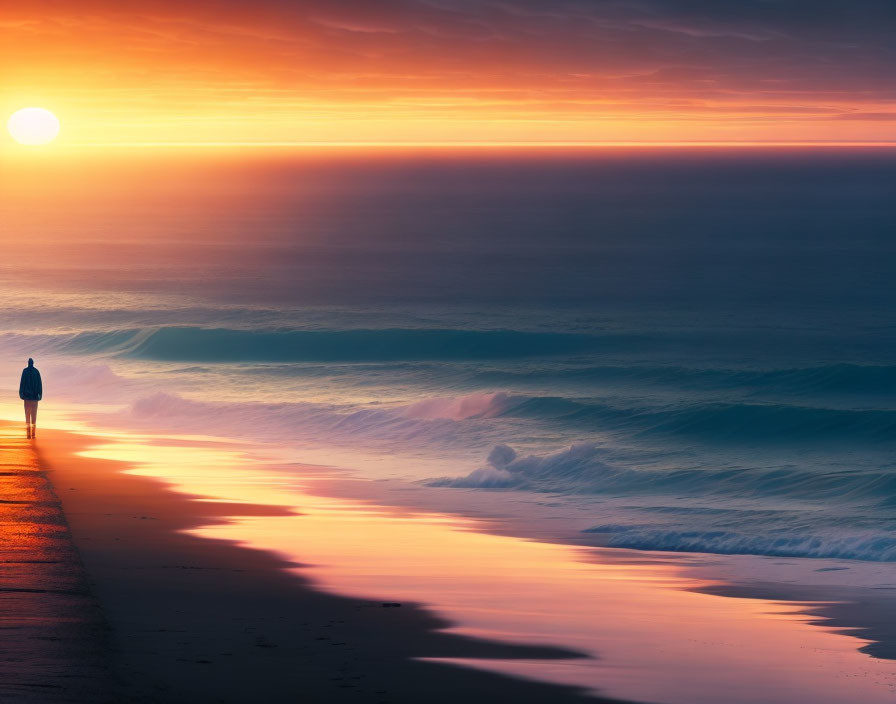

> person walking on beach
[19,358,42,438]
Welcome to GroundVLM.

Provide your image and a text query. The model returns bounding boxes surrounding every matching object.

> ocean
[2,146,895,562]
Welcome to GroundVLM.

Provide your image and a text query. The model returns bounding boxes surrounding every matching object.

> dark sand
[28,425,629,703]
[0,426,112,702]
[697,581,896,661]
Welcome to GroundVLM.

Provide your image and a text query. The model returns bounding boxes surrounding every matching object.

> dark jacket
[19,363,42,401]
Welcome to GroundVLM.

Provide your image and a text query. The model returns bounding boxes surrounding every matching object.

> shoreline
[32,423,624,703]
[15,418,896,702]
[298,469,896,662]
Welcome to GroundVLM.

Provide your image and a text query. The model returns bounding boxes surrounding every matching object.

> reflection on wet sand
[76,436,896,704]
[43,428,615,703]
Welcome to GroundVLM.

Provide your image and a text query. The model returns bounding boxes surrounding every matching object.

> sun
[7,107,61,146]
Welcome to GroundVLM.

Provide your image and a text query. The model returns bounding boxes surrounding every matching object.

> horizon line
[57,140,896,148]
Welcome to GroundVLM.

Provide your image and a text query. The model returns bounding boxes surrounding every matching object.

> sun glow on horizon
[7,107,61,146]
[4,4,896,145]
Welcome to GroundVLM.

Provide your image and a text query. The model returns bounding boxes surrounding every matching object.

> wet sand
[303,472,896,667]
[30,424,625,703]
[16,420,896,703]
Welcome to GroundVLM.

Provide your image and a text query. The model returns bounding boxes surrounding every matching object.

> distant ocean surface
[1,148,894,561]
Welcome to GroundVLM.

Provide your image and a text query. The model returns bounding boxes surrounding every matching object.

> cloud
[7,1,896,88]
[835,112,896,121]
[3,0,895,142]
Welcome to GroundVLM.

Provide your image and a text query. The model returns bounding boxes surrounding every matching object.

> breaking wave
[583,525,896,562]
[429,442,896,560]
[426,442,896,502]
[405,392,896,444]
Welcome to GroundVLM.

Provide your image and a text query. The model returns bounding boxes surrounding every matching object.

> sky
[2,0,896,145]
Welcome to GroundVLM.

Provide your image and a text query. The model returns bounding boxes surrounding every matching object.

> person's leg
[24,401,33,437]
[30,401,37,427]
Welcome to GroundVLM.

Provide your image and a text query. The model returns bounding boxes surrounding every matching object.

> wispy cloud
[3,1,895,143]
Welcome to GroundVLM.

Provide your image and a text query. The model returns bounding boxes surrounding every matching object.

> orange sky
[2,1,895,146]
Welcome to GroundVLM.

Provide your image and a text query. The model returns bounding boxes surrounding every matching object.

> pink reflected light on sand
[81,440,896,704]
